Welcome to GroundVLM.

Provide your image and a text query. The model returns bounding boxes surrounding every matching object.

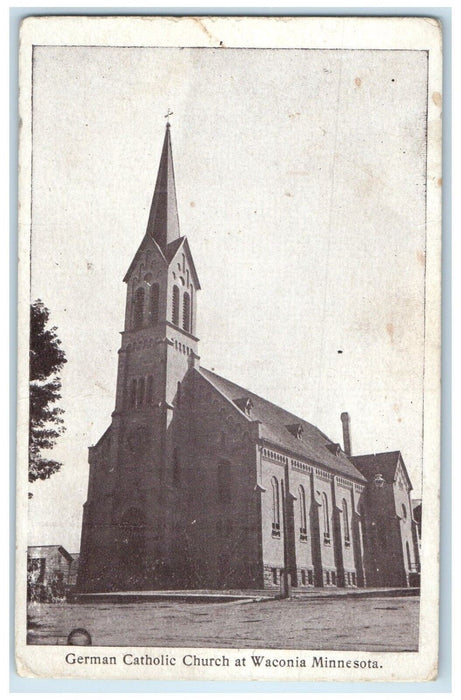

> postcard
[16,15,442,681]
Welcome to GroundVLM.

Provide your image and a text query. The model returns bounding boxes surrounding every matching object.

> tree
[29,300,67,490]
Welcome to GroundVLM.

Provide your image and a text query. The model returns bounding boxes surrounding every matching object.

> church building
[77,124,420,593]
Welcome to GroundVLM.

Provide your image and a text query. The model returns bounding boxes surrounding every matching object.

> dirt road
[27,596,419,651]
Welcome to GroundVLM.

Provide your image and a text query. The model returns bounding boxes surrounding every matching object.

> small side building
[27,545,76,589]
[351,453,421,587]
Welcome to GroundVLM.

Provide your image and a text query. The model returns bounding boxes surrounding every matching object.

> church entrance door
[117,507,146,589]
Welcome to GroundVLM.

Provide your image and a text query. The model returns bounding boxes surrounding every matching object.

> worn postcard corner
[16,15,442,682]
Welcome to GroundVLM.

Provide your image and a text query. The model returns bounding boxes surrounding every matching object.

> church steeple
[119,119,200,413]
[145,123,180,252]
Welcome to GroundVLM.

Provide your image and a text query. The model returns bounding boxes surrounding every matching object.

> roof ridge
[199,367,366,482]
[352,450,401,460]
[195,367,253,421]
[200,366,324,433]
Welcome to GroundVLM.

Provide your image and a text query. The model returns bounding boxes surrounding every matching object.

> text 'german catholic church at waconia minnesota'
[77,123,421,593]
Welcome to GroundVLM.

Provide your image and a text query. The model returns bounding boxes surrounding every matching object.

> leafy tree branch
[29,300,67,491]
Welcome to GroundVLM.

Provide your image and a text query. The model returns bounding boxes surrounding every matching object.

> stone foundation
[296,568,315,587]
[263,565,281,588]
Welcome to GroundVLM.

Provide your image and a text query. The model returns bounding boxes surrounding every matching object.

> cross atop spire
[145,121,180,251]
[164,108,174,125]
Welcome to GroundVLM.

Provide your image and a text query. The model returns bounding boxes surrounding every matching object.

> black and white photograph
[16,15,442,682]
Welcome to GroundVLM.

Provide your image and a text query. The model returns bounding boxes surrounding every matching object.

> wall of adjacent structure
[28,546,72,585]
[392,466,421,586]
[361,481,407,587]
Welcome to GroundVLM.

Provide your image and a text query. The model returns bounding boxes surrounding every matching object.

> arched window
[271,477,280,535]
[172,285,179,325]
[406,541,412,570]
[217,460,231,504]
[118,508,146,574]
[137,377,145,407]
[173,447,180,486]
[150,283,159,325]
[299,485,307,540]
[146,376,153,405]
[402,503,407,521]
[129,379,137,407]
[322,492,330,542]
[342,498,351,545]
[183,292,191,332]
[176,381,181,408]
[133,287,145,329]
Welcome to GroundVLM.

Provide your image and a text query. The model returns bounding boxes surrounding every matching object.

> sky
[28,45,428,552]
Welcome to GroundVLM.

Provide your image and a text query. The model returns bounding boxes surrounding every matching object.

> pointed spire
[145,123,180,252]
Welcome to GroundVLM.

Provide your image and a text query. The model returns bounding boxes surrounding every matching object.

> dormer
[233,397,253,416]
[326,442,342,457]
[287,423,304,439]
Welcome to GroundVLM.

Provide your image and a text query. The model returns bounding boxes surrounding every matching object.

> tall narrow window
[118,508,145,574]
[217,460,231,504]
[176,381,181,408]
[172,285,179,325]
[299,485,307,540]
[322,492,330,543]
[271,477,280,536]
[173,447,180,486]
[342,498,351,545]
[406,541,412,570]
[146,375,153,405]
[133,287,145,329]
[150,283,159,325]
[129,379,137,407]
[138,377,145,407]
[183,292,191,332]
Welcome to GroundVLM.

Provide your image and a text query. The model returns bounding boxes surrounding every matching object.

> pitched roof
[350,451,402,483]
[27,545,74,561]
[123,232,167,283]
[166,237,201,289]
[165,236,184,262]
[198,367,366,482]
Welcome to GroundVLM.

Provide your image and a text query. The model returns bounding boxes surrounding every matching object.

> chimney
[340,412,352,456]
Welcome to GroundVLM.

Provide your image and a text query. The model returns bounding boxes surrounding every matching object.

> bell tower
[78,122,200,591]
[115,122,200,418]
